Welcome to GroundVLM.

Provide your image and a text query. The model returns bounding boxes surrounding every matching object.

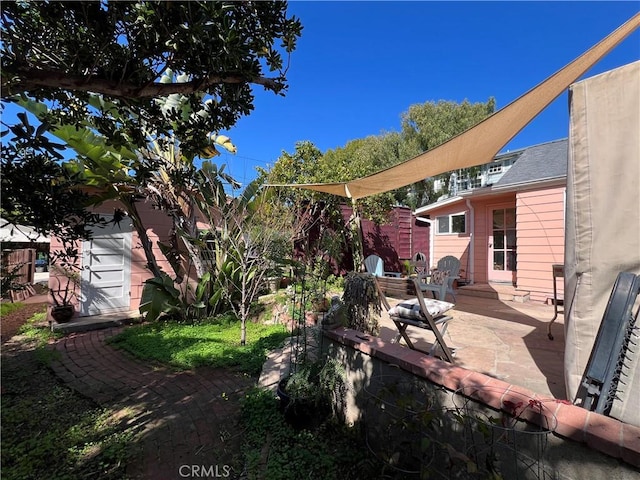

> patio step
[51,311,140,334]
[457,283,530,303]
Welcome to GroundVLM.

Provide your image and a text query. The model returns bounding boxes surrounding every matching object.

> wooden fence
[2,248,36,301]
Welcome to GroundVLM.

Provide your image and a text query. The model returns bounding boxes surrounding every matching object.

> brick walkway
[49,328,255,479]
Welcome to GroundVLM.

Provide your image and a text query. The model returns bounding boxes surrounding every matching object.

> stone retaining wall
[323,327,640,479]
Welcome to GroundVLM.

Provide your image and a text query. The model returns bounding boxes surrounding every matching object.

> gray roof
[495,138,567,187]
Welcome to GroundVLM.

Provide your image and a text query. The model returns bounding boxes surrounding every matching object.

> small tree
[0,112,105,274]
[198,179,295,345]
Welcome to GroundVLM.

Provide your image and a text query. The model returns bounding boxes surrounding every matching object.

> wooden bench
[374,276,456,363]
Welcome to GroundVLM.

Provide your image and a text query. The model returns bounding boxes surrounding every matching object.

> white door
[488,206,516,283]
[80,216,132,316]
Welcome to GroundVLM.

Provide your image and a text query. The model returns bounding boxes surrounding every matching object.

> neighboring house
[414,138,567,303]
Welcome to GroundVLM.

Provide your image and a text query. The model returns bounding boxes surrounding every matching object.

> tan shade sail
[273,13,640,200]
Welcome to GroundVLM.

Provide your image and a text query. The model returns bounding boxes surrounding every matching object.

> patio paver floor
[377,293,567,399]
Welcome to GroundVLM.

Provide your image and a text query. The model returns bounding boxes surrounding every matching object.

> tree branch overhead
[3,69,284,99]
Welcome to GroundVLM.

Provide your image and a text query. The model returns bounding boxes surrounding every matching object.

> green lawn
[2,307,137,480]
[0,302,24,316]
[109,316,290,375]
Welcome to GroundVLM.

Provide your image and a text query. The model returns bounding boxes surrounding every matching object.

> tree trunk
[349,202,365,272]
[241,318,247,346]
[240,264,248,346]
[125,198,163,278]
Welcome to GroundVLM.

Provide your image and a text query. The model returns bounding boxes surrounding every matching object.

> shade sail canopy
[273,13,640,200]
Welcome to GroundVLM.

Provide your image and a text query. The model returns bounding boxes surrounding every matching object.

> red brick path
[49,327,255,479]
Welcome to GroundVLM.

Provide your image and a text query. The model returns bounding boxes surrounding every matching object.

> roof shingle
[495,138,568,187]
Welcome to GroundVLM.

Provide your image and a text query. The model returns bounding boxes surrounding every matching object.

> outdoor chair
[410,252,428,278]
[417,269,450,302]
[364,254,401,277]
[430,255,461,302]
[576,271,640,414]
[374,276,456,363]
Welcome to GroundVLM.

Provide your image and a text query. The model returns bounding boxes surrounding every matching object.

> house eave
[491,175,567,192]
[414,176,567,215]
[414,196,465,214]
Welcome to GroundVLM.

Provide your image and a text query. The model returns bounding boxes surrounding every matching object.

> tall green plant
[195,177,295,344]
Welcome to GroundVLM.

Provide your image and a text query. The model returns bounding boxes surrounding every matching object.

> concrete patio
[376,293,566,399]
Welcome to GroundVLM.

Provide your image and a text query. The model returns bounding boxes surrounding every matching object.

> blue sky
[215,1,640,188]
[2,2,639,191]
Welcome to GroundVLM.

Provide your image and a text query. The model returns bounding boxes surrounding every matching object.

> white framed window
[436,213,466,234]
[468,174,483,189]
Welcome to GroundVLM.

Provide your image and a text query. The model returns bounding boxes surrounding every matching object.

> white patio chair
[433,255,461,302]
[364,254,401,277]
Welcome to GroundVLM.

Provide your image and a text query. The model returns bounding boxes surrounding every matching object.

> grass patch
[16,308,64,364]
[240,388,380,479]
[108,315,289,375]
[18,309,49,338]
[1,339,139,479]
[1,302,25,316]
[1,385,139,480]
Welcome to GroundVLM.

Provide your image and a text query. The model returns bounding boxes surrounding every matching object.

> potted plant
[342,272,381,335]
[266,276,281,294]
[402,259,413,277]
[276,356,345,430]
[49,266,79,323]
[321,295,348,330]
[310,293,330,313]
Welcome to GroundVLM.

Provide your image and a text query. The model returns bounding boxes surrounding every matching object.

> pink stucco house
[414,138,567,303]
[48,199,190,320]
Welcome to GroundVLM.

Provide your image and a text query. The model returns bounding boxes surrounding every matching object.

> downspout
[429,219,434,272]
[465,199,475,285]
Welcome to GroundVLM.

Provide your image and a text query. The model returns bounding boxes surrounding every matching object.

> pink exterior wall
[49,200,178,318]
[431,202,472,277]
[124,202,176,309]
[430,193,516,284]
[516,186,565,303]
[428,187,565,303]
[469,193,516,285]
